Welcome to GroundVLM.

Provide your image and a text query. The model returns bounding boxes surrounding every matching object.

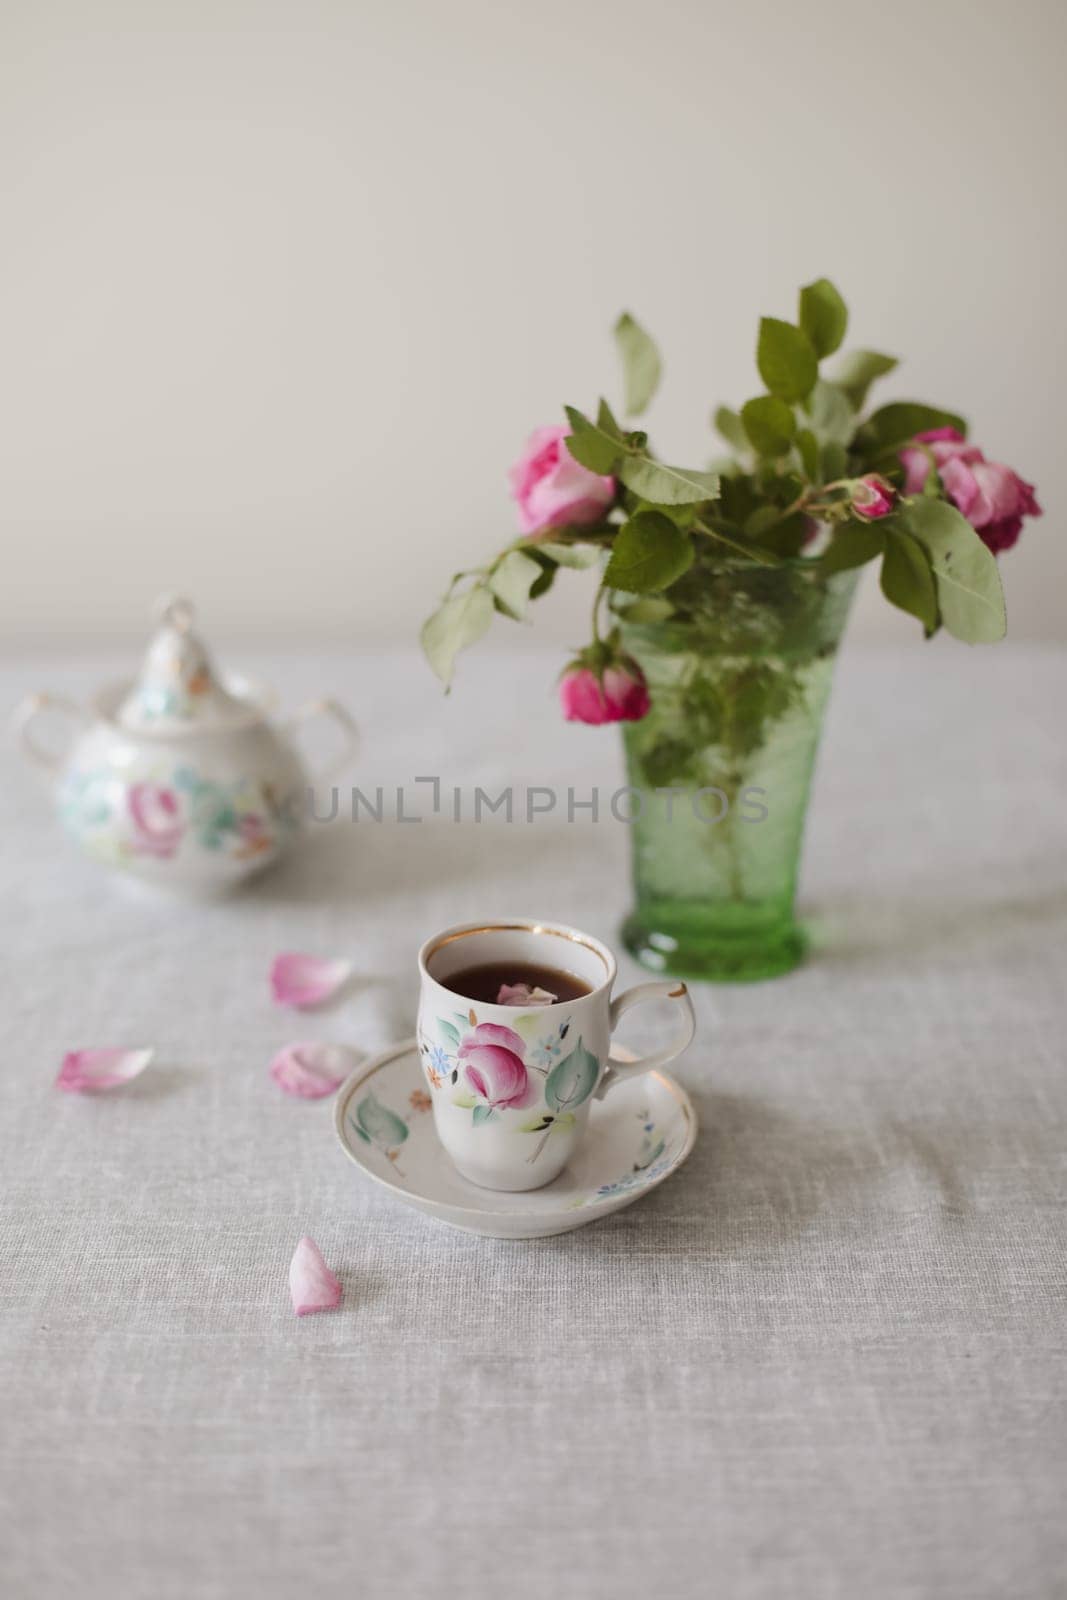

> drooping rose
[852,474,895,520]
[508,425,616,536]
[900,428,1041,554]
[127,783,183,858]
[458,1022,534,1110]
[559,661,651,726]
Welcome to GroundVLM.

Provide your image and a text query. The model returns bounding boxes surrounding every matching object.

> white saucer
[334,1039,697,1239]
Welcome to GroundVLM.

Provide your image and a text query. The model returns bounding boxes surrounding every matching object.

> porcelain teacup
[417,918,697,1192]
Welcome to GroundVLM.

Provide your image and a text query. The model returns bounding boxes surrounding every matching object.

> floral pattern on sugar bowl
[60,764,300,870]
[418,1007,600,1167]
[13,597,358,893]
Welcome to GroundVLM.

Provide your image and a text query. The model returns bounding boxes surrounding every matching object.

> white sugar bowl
[13,598,358,893]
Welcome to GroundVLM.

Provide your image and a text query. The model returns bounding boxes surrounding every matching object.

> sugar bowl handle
[12,692,88,772]
[286,698,359,783]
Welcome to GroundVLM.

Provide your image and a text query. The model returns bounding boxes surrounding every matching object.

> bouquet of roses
[421,278,1041,724]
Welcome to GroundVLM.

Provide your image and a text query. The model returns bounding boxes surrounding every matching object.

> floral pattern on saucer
[335,1041,696,1240]
[347,1086,432,1178]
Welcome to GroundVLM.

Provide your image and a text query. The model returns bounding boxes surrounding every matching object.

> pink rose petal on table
[270,1042,358,1100]
[56,1047,154,1094]
[270,952,353,1009]
[289,1236,342,1317]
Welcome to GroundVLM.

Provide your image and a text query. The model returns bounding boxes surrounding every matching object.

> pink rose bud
[899,428,1042,555]
[852,474,896,520]
[508,425,616,537]
[559,659,651,726]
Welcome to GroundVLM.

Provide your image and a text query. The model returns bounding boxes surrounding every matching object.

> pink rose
[508,425,616,536]
[458,1022,535,1110]
[900,428,1042,555]
[852,474,895,520]
[127,782,183,858]
[559,661,651,726]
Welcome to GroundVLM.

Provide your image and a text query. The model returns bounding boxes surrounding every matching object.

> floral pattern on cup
[59,763,300,866]
[418,1008,600,1164]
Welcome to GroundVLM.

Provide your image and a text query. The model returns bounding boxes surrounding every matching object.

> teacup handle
[12,692,88,772]
[596,980,697,1098]
[286,698,359,783]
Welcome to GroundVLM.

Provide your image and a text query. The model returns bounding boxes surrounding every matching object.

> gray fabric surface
[1,640,1065,1600]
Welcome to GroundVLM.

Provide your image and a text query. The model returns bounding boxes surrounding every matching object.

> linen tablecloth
[1,641,1064,1600]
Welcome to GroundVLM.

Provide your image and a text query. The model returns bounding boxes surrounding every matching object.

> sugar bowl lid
[116,597,253,731]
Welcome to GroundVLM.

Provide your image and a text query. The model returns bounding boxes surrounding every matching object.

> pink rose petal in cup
[270,1042,358,1100]
[270,952,353,1009]
[497,983,557,1007]
[289,1236,342,1317]
[56,1047,154,1094]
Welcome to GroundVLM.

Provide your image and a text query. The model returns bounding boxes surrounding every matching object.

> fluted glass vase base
[621,903,807,983]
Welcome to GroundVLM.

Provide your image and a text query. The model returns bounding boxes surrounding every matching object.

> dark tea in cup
[439,961,590,1005]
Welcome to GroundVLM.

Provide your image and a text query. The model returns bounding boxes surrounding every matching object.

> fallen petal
[56,1047,154,1093]
[289,1236,342,1317]
[270,952,353,1009]
[497,983,557,1007]
[270,1042,358,1099]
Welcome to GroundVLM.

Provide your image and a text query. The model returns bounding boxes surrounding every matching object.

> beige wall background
[1,0,1063,653]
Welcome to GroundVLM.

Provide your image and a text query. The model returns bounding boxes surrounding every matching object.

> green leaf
[821,440,848,481]
[529,562,556,599]
[880,527,939,634]
[614,595,675,623]
[603,512,694,594]
[534,541,603,569]
[832,349,899,410]
[625,497,698,529]
[740,395,796,457]
[820,521,886,573]
[614,312,661,417]
[859,402,967,453]
[713,406,748,451]
[519,1114,555,1133]
[451,1090,477,1109]
[489,550,542,619]
[757,317,818,403]
[421,585,494,687]
[618,456,720,507]
[545,1038,599,1112]
[437,1018,461,1049]
[900,498,1006,643]
[744,505,785,539]
[798,278,848,358]
[796,427,819,481]
[471,1104,494,1126]
[563,406,622,474]
[805,379,856,446]
[597,396,623,437]
[693,518,780,565]
[356,1093,409,1147]
[746,510,809,558]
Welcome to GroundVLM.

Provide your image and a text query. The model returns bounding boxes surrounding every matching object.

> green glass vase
[619,563,858,983]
